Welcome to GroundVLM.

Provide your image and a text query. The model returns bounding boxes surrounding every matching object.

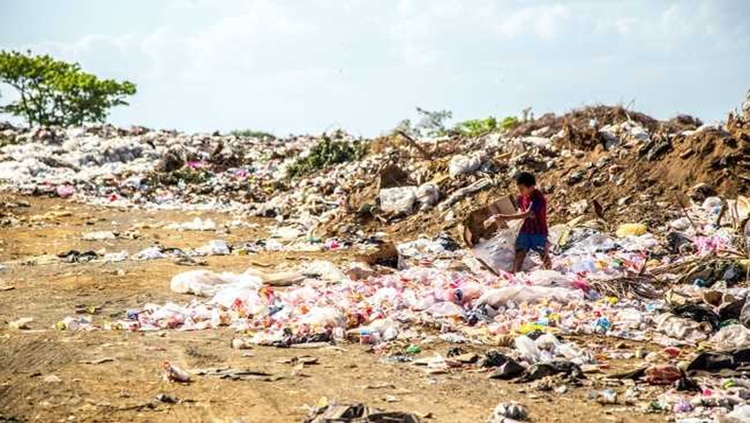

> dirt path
[0,195,667,423]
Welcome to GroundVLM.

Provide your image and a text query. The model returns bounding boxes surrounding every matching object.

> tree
[395,107,453,138]
[0,50,136,126]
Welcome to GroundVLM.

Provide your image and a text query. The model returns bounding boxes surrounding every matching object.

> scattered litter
[82,231,116,241]
[487,401,528,422]
[8,317,33,330]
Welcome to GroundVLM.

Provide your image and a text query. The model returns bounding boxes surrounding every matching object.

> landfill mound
[0,95,748,244]
[322,102,750,242]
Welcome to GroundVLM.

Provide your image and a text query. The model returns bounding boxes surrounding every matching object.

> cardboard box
[461,195,518,247]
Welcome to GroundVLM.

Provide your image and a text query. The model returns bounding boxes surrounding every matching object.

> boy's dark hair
[515,171,536,187]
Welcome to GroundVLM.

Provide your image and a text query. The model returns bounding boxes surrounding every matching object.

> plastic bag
[298,307,345,329]
[526,270,575,288]
[211,285,266,314]
[135,246,167,260]
[425,301,466,318]
[726,405,750,422]
[515,335,541,362]
[448,152,484,177]
[655,313,712,343]
[472,219,525,272]
[103,251,129,262]
[710,324,750,350]
[416,183,439,209]
[170,270,226,296]
[298,260,345,282]
[82,231,116,241]
[615,223,647,238]
[164,217,217,231]
[195,239,230,256]
[379,186,417,215]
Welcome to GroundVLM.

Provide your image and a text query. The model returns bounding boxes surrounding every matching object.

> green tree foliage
[454,115,520,136]
[0,50,136,126]
[286,136,368,179]
[455,116,498,136]
[499,115,520,131]
[230,129,277,140]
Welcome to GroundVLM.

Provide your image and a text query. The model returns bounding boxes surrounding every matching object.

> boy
[484,172,551,273]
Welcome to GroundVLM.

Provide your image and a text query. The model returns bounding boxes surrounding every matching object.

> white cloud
[495,4,571,39]
[1,0,748,133]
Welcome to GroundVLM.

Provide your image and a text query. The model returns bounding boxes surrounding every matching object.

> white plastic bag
[655,313,712,343]
[379,186,417,215]
[472,219,525,272]
[298,306,345,329]
[515,335,541,362]
[195,239,230,256]
[165,217,217,231]
[424,301,466,318]
[170,270,226,296]
[448,152,484,177]
[135,246,167,260]
[526,270,575,288]
[710,324,750,350]
[416,183,440,209]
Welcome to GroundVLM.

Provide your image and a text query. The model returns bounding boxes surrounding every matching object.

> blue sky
[1,0,748,135]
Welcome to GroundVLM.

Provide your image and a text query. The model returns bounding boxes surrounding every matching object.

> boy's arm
[484,208,531,227]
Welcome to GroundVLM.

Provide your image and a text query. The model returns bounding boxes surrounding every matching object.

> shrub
[286,136,367,179]
[230,129,277,140]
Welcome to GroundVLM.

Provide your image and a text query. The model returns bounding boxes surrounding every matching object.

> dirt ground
[0,195,671,423]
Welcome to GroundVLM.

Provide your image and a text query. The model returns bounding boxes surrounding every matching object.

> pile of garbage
[1,96,749,242]
[4,92,750,422]
[47,185,750,420]
[329,100,750,239]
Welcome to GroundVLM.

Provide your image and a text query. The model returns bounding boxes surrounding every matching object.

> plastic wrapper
[615,223,647,238]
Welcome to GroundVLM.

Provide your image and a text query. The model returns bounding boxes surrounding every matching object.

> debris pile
[1,99,749,242]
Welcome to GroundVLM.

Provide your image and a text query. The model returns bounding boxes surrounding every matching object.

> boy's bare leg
[541,243,552,269]
[512,250,526,273]
[542,250,552,270]
[541,251,552,269]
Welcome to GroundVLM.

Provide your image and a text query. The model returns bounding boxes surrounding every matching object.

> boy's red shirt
[517,188,548,236]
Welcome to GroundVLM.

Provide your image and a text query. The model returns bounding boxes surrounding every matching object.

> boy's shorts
[515,233,548,253]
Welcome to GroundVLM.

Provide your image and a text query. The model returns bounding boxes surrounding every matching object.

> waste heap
[4,91,750,423]
[1,94,749,242]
